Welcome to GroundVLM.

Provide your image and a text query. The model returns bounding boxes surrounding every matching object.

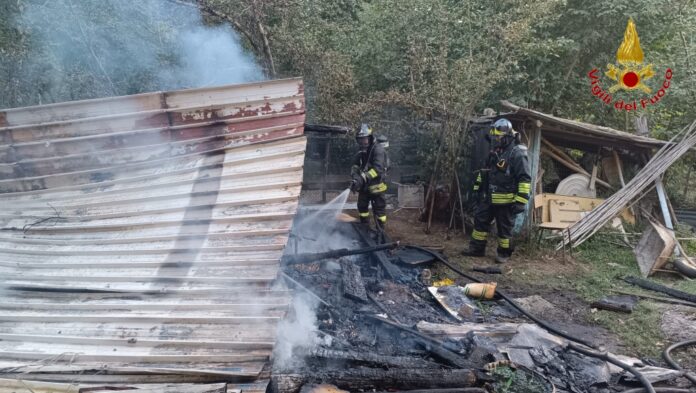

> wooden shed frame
[490,101,675,232]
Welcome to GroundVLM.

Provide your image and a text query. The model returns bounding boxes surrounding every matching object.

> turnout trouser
[357,191,387,226]
[469,201,515,257]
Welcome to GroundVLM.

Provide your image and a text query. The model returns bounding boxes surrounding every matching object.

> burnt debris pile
[271,210,693,393]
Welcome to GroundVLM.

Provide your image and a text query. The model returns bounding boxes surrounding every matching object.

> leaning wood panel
[0,78,305,388]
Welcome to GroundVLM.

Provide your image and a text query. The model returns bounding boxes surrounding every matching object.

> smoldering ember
[1,2,696,393]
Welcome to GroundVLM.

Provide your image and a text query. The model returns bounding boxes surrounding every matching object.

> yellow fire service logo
[588,18,672,111]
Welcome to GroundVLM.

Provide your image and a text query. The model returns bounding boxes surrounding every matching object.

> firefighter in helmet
[463,118,531,263]
[350,124,389,229]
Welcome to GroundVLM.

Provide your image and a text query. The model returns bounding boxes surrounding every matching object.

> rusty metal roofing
[501,100,667,150]
[0,78,305,390]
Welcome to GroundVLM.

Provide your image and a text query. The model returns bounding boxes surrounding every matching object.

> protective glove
[349,179,359,192]
[350,174,364,192]
[511,202,526,215]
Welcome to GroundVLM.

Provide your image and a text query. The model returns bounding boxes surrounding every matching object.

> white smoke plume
[273,292,322,370]
[11,0,263,105]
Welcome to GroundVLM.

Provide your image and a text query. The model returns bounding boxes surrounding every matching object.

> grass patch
[587,303,665,357]
[571,235,666,357]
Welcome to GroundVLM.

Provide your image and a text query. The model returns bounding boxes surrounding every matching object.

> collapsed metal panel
[0,78,306,387]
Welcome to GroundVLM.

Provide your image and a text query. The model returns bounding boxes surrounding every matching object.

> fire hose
[402,245,657,393]
[662,339,696,386]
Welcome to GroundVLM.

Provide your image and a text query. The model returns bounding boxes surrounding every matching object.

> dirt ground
[385,208,696,368]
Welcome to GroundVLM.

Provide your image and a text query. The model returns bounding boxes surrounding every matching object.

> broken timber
[367,316,472,368]
[590,295,637,313]
[341,260,368,303]
[306,348,440,369]
[351,224,403,280]
[416,321,520,338]
[271,368,477,392]
[282,242,399,265]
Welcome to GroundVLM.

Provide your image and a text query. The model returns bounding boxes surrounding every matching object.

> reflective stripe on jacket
[352,142,388,194]
[474,143,531,205]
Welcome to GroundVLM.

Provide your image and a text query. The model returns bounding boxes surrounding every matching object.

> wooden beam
[589,164,598,192]
[272,368,477,392]
[416,321,520,338]
[540,146,613,189]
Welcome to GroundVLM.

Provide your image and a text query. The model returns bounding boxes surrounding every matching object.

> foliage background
[1,0,695,206]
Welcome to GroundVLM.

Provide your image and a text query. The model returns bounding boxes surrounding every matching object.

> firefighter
[350,124,389,229]
[462,118,531,263]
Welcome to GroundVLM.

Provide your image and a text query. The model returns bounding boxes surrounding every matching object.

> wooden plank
[536,193,635,224]
[416,321,520,338]
[635,221,676,277]
[549,199,584,225]
[540,143,613,189]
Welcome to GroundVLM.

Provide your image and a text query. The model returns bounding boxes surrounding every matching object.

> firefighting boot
[495,248,512,263]
[494,254,510,264]
[359,212,370,224]
[462,248,486,257]
[376,215,387,231]
[461,241,486,257]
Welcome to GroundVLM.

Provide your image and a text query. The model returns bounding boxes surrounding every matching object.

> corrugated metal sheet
[0,78,305,390]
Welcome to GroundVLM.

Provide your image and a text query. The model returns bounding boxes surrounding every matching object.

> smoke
[273,292,322,370]
[292,189,360,254]
[273,191,359,369]
[11,0,263,105]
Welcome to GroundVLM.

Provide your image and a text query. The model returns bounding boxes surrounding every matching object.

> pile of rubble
[271,215,694,393]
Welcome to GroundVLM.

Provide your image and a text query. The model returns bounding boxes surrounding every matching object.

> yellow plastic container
[463,282,497,300]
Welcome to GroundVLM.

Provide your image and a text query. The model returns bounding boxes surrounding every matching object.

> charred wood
[590,295,637,313]
[352,224,403,280]
[306,348,440,369]
[471,266,502,275]
[341,261,368,303]
[271,368,477,393]
[374,389,487,393]
[367,316,472,369]
[282,242,399,265]
[624,276,696,303]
